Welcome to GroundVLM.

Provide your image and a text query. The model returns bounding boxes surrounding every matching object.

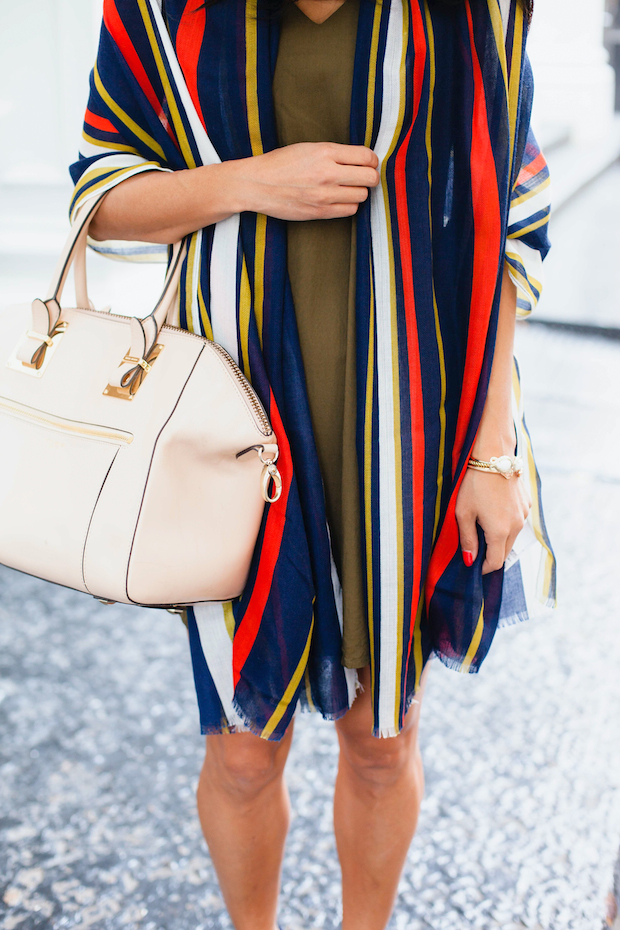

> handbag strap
[17,189,187,384]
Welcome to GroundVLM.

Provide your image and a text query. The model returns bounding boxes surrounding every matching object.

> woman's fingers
[335,167,381,188]
[328,142,380,168]
[482,532,509,575]
[455,504,479,567]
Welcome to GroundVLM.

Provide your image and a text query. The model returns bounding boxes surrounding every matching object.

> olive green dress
[272,0,369,669]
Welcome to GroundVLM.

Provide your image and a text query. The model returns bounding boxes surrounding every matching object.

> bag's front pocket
[0,396,132,592]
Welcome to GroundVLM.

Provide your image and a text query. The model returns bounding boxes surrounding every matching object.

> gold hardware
[236,445,282,503]
[166,607,185,615]
[0,395,133,444]
[7,321,68,378]
[26,330,54,348]
[103,343,164,400]
[210,343,272,437]
[124,355,152,373]
[95,598,116,605]
[257,448,282,503]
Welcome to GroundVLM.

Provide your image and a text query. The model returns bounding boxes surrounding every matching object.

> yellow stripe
[510,174,550,208]
[253,214,267,345]
[245,0,264,157]
[487,0,508,97]
[239,257,252,376]
[245,0,267,346]
[504,256,540,301]
[261,618,315,739]
[198,279,214,340]
[184,232,200,333]
[507,214,549,238]
[94,65,166,160]
[424,2,447,541]
[364,257,376,694]
[412,594,425,692]
[223,602,235,641]
[461,603,485,673]
[136,0,196,168]
[507,6,523,175]
[364,0,384,148]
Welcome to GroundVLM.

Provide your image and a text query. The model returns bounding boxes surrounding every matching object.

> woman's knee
[335,665,428,792]
[201,729,291,802]
[339,727,420,791]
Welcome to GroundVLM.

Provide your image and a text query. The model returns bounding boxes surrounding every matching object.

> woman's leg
[334,664,430,930]
[196,722,295,930]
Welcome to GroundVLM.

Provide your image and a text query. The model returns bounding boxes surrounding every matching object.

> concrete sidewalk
[1,169,620,930]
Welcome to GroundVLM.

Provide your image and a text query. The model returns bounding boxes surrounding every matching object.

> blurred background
[1,2,620,929]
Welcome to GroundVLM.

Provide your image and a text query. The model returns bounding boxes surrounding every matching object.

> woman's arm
[455,266,532,574]
[89,142,380,242]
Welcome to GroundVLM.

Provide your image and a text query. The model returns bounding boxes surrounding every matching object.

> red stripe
[103,0,174,141]
[175,0,208,132]
[84,108,118,134]
[426,1,502,608]
[517,150,545,184]
[393,2,427,710]
[232,394,292,686]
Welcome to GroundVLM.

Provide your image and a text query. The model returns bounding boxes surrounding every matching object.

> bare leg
[334,664,430,930]
[196,722,295,930]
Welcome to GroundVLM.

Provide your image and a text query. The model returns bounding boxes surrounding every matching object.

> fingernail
[463,550,474,567]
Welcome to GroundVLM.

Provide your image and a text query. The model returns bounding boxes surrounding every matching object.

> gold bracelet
[467,454,523,479]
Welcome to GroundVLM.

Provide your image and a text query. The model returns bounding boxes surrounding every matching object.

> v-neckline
[292,0,349,25]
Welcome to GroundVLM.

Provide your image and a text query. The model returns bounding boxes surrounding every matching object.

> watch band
[467,454,523,479]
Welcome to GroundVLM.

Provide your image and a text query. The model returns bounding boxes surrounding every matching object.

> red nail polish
[463,550,474,567]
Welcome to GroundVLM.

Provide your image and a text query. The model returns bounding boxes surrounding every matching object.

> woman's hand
[234,142,381,221]
[455,468,531,574]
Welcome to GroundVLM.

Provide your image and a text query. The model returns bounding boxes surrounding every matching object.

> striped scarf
[70,0,555,738]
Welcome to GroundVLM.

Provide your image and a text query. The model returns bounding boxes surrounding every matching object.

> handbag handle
[16,190,187,395]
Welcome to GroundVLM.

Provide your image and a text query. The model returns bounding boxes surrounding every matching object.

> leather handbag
[0,192,281,608]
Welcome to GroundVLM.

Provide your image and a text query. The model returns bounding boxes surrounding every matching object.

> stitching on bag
[81,446,121,595]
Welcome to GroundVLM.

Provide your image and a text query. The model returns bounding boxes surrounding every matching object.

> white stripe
[505,239,544,312]
[147,0,241,361]
[499,0,510,39]
[148,0,221,167]
[508,186,551,227]
[209,215,242,360]
[369,0,404,735]
[328,530,360,706]
[194,603,247,730]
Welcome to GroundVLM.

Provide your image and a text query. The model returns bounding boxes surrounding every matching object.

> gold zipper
[0,396,133,444]
[209,343,273,437]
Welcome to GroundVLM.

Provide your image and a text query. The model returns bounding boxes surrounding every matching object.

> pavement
[1,169,620,930]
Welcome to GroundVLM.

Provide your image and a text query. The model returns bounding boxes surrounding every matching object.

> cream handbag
[0,192,281,608]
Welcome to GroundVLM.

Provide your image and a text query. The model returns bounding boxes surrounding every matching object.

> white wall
[0,0,103,184]
[528,0,615,143]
